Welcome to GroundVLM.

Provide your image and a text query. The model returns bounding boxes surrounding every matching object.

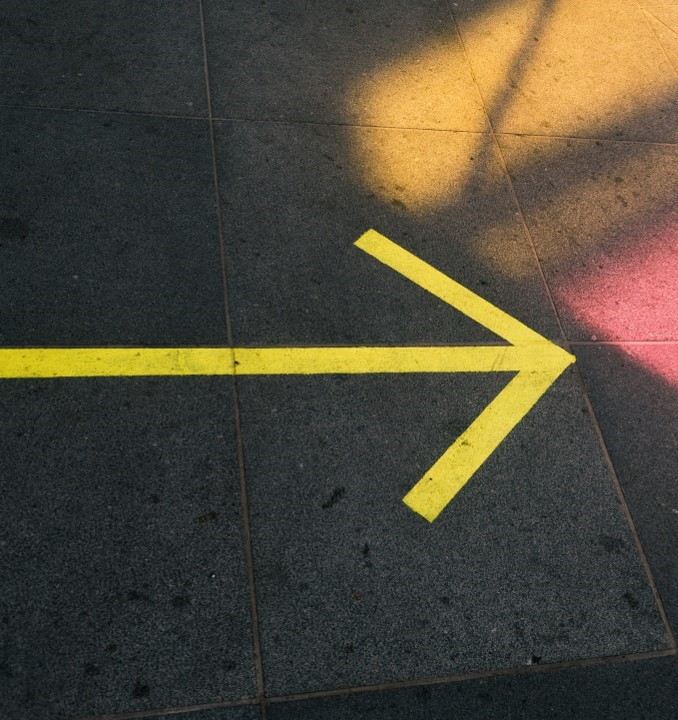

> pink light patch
[556,218,678,387]
[622,344,678,388]
[556,220,678,341]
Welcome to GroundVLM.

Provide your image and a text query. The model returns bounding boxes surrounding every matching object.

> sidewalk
[1,1,677,718]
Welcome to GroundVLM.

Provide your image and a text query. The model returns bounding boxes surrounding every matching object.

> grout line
[0,102,207,121]
[214,117,489,135]
[570,339,678,346]
[638,6,678,76]
[442,0,569,344]
[196,2,268,718]
[266,648,677,706]
[6,339,677,349]
[77,647,677,718]
[76,698,258,720]
[494,130,678,147]
[1,102,674,148]
[209,116,678,146]
[647,8,678,38]
[210,115,492,133]
[7,9,676,720]
[574,367,678,650]
[488,138,570,339]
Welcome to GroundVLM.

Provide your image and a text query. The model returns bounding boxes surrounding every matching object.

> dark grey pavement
[1,1,677,719]
[0,378,255,718]
[0,108,226,347]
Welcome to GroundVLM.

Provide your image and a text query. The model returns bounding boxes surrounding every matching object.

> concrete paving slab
[0,0,206,115]
[577,343,678,634]
[237,365,668,696]
[0,377,255,720]
[203,0,486,129]
[452,0,678,142]
[268,656,678,719]
[495,135,678,341]
[214,120,561,345]
[1,0,675,715]
[0,108,226,347]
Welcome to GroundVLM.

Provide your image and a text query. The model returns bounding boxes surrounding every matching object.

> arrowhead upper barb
[355,229,574,354]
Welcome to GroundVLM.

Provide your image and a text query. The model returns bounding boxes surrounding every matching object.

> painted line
[402,368,569,521]
[233,345,568,374]
[0,345,571,379]
[0,348,235,378]
[0,230,576,522]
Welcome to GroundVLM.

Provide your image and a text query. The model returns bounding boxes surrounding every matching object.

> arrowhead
[355,229,575,521]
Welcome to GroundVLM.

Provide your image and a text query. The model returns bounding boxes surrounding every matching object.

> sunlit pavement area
[1,1,678,718]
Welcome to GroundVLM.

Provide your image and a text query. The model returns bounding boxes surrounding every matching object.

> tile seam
[573,362,678,650]
[494,130,678,147]
[2,103,673,148]
[196,1,268,717]
[0,102,206,121]
[208,116,678,145]
[75,697,258,720]
[638,6,678,75]
[442,0,569,341]
[265,647,677,705]
[570,340,678,345]
[74,648,677,718]
[209,115,678,145]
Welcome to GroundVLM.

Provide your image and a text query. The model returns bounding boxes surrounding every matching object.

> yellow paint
[1,344,569,379]
[0,230,575,522]
[0,348,235,378]
[355,230,547,346]
[356,230,574,521]
[233,345,568,375]
[403,369,567,521]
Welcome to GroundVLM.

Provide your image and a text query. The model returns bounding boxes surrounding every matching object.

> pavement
[1,1,677,718]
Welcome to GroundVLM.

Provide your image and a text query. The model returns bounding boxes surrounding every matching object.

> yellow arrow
[0,230,574,521]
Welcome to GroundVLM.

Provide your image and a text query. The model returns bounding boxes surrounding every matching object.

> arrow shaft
[233,345,565,375]
[0,348,234,378]
[0,345,568,378]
